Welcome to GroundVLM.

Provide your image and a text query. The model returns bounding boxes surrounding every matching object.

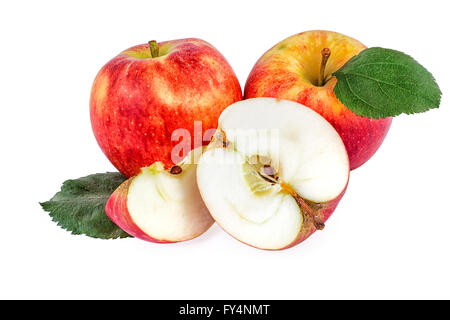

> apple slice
[197,98,349,250]
[106,149,214,243]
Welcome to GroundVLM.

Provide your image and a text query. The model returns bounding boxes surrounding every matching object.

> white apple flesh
[197,98,349,250]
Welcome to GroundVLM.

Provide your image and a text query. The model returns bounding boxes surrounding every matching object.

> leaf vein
[344,76,384,111]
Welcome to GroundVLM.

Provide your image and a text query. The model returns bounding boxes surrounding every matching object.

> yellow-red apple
[90,38,242,177]
[244,30,392,170]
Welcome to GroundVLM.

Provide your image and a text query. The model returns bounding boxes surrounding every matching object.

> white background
[1,0,449,299]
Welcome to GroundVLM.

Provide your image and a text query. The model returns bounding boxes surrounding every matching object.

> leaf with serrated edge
[333,47,441,119]
[40,172,132,239]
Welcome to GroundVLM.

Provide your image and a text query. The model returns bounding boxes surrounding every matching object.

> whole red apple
[244,30,392,170]
[90,38,242,177]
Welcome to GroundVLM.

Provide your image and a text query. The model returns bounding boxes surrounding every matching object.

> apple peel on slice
[197,98,349,250]
[106,149,214,243]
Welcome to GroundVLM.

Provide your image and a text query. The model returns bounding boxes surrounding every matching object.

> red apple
[90,38,242,177]
[244,30,392,170]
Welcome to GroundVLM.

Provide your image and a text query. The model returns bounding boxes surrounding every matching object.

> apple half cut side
[197,98,350,250]
[106,149,214,243]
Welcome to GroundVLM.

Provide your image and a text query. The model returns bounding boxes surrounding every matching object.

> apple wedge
[197,98,349,250]
[106,149,214,243]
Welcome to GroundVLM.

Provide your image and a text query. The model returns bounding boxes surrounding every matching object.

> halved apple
[197,98,349,250]
[106,149,214,243]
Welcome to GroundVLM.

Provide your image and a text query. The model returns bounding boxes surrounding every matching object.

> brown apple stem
[148,40,159,58]
[317,48,331,87]
[216,129,229,148]
[280,182,325,230]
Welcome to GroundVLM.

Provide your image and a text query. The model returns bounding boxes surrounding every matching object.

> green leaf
[333,47,441,119]
[40,172,132,239]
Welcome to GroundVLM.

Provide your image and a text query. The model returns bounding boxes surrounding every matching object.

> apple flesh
[90,38,242,177]
[196,98,349,250]
[244,30,392,170]
[106,149,214,243]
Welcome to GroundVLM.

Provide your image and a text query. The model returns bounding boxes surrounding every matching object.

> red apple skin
[90,38,242,177]
[105,177,167,243]
[244,31,392,170]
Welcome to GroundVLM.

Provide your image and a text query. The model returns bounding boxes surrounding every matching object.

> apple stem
[280,182,325,230]
[148,40,159,58]
[218,131,230,148]
[317,48,331,87]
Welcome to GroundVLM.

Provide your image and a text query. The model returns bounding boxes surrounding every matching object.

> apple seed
[169,165,182,175]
